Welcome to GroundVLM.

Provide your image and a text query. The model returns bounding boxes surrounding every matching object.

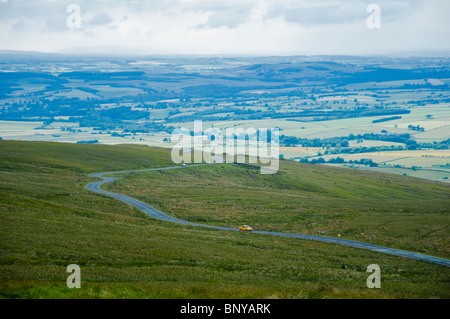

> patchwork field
[312,150,450,166]
[166,104,450,142]
[308,150,450,182]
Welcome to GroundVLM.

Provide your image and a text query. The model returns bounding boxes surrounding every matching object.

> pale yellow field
[279,146,323,151]
[413,126,450,142]
[372,150,450,158]
[0,120,45,136]
[396,120,449,131]
[278,146,323,159]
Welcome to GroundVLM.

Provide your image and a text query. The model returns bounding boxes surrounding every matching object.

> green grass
[333,164,450,183]
[109,160,450,259]
[1,140,449,299]
[0,140,172,173]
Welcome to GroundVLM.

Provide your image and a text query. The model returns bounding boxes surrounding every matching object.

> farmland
[182,103,449,142]
[0,54,449,180]
[306,150,450,182]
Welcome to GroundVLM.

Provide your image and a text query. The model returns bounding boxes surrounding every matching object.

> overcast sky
[1,0,449,56]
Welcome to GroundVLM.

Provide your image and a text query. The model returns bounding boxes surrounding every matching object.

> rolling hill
[0,140,449,298]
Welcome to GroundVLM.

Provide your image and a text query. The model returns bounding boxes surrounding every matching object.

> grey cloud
[1,0,448,55]
[196,6,252,29]
[0,0,182,32]
[0,0,117,33]
[12,19,27,32]
[264,0,426,26]
[264,4,364,26]
[89,12,113,26]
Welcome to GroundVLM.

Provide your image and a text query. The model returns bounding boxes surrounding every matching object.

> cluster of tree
[404,139,449,150]
[1,98,96,120]
[408,124,425,131]
[407,96,450,106]
[282,133,449,154]
[372,116,402,123]
[301,157,378,166]
[347,158,378,166]
[75,87,100,94]
[111,132,130,138]
[326,145,405,154]
[271,107,410,120]
[61,126,81,133]
[300,157,326,164]
[400,83,448,89]
[279,132,412,148]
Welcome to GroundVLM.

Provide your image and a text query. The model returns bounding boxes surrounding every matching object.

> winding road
[85,164,450,268]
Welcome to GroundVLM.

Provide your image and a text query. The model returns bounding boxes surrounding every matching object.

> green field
[1,140,449,299]
[108,159,450,259]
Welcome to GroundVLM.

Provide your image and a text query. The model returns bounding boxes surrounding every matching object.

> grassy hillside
[109,160,450,259]
[0,140,172,173]
[0,140,449,299]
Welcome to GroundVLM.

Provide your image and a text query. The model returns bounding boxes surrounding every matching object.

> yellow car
[239,225,253,231]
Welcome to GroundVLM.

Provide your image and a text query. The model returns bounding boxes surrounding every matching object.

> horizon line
[1,49,450,59]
